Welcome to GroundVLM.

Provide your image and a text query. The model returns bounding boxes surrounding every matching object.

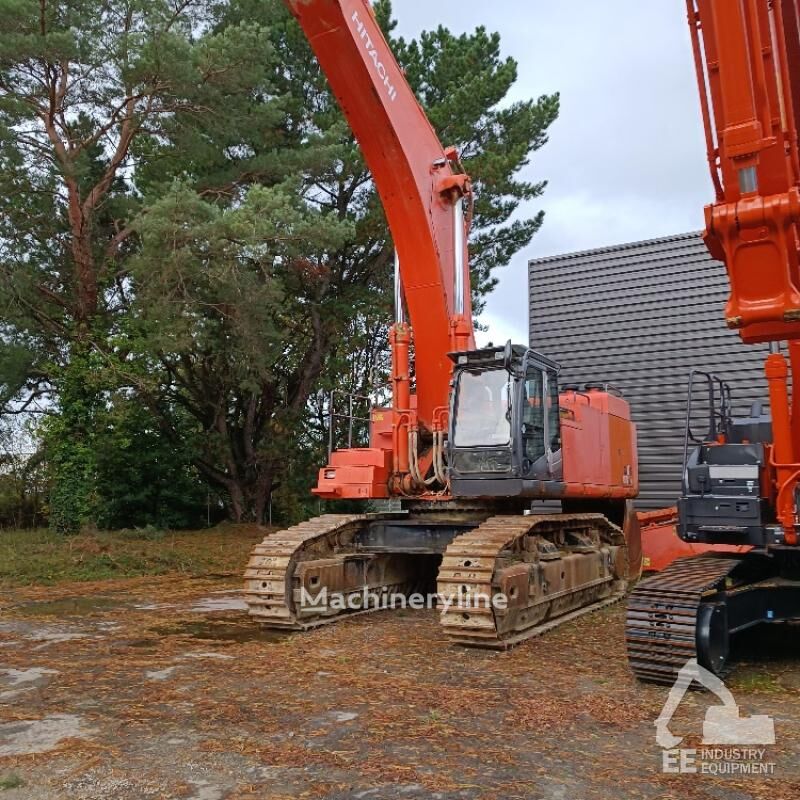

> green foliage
[93,399,207,531]
[40,350,208,533]
[0,525,265,587]
[0,0,253,339]
[0,0,558,525]
[0,342,36,409]
[0,774,24,791]
[0,467,45,530]
[125,181,354,521]
[40,348,104,534]
[130,181,352,377]
[0,0,296,526]
[116,525,167,541]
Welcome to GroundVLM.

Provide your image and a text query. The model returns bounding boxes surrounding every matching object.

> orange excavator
[626,0,800,683]
[244,0,641,648]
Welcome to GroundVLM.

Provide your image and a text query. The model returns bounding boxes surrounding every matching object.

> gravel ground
[0,574,798,799]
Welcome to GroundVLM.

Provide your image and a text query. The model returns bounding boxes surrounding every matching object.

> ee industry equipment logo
[657,659,776,776]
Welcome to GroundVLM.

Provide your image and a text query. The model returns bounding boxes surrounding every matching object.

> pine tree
[0,0,559,526]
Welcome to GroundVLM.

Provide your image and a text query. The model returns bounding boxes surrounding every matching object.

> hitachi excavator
[244,0,641,648]
[626,0,800,683]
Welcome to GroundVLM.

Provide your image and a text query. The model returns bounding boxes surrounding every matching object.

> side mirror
[503,340,513,369]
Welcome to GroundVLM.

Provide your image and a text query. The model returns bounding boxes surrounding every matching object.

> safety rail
[682,369,733,470]
[326,384,391,459]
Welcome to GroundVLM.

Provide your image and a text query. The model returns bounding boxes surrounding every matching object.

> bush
[93,399,209,530]
[0,465,46,529]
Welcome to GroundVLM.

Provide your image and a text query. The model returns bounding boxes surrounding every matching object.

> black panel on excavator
[679,442,780,546]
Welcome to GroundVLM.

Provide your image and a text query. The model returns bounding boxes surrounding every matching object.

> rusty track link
[625,554,742,684]
[244,513,425,630]
[244,514,368,629]
[437,513,628,649]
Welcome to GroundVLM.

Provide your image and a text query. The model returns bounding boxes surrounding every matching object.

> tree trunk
[253,475,273,526]
[227,481,246,523]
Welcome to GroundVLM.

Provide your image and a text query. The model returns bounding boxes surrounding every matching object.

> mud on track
[0,575,798,799]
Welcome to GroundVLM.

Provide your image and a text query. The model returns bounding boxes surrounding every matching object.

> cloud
[393,1,714,346]
[477,311,526,349]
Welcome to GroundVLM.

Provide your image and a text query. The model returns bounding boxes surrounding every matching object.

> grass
[0,524,270,588]
[730,669,784,694]
[0,775,24,791]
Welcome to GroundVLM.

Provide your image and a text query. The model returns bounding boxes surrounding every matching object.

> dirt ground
[0,573,798,800]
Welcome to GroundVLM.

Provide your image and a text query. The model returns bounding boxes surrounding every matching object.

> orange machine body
[690,0,800,545]
[638,508,752,574]
[560,390,638,498]
[314,388,638,502]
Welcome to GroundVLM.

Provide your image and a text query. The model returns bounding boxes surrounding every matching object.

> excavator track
[246,511,630,645]
[625,554,742,684]
[437,513,628,648]
[244,514,421,630]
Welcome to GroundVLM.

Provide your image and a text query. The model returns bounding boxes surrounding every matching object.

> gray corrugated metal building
[529,232,772,510]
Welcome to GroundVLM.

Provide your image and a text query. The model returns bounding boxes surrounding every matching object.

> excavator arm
[689,0,800,343]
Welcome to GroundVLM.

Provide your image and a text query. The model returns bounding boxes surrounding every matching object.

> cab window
[523,369,546,462]
[546,371,561,452]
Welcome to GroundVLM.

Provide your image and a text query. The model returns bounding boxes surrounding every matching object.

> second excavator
[244,0,641,648]
[626,0,800,683]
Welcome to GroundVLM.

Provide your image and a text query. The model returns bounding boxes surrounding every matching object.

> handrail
[682,369,734,474]
[326,384,392,458]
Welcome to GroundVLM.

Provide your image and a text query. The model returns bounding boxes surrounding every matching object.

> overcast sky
[393,1,711,345]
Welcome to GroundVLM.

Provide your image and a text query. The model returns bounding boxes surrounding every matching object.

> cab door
[521,362,562,480]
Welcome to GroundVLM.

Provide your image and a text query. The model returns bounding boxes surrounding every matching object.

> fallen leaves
[0,558,797,798]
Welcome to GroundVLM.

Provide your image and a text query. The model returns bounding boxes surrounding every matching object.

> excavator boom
[285,0,474,427]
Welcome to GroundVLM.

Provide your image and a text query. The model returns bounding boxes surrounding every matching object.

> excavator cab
[448,343,563,497]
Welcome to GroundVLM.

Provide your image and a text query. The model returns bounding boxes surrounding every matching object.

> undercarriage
[244,506,629,648]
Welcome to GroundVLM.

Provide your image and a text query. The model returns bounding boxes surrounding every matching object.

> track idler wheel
[696,602,730,676]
